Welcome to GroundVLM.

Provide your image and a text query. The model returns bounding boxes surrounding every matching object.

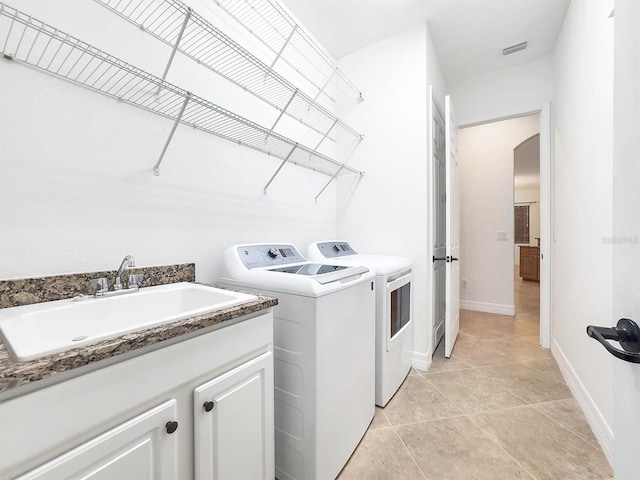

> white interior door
[612,1,640,475]
[430,86,447,352]
[444,95,460,358]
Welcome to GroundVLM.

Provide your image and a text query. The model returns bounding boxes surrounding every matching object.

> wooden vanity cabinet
[519,246,540,282]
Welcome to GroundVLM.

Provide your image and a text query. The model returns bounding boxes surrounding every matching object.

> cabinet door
[520,248,540,281]
[194,352,274,480]
[18,400,178,479]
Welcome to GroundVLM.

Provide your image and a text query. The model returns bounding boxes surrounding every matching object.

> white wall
[335,23,445,367]
[450,54,554,125]
[0,0,343,282]
[551,0,614,461]
[458,115,539,314]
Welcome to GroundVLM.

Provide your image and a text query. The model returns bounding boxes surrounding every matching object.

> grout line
[421,375,466,413]
[468,360,532,370]
[429,359,536,414]
[379,376,467,428]
[470,372,534,407]
[389,425,428,479]
[418,375,505,417]
[383,411,468,429]
[530,402,604,450]
[464,412,541,480]
[468,369,546,406]
[421,365,476,376]
[378,407,392,428]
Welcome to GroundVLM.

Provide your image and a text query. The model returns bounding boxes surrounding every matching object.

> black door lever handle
[586,318,640,363]
[446,256,459,262]
[432,256,447,262]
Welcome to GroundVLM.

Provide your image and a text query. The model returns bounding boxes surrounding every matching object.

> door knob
[586,318,640,363]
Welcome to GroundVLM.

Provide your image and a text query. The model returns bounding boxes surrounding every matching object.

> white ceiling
[281,0,570,84]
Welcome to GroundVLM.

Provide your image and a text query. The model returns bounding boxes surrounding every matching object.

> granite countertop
[0,294,277,395]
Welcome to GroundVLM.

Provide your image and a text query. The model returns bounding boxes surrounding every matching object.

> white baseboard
[551,337,614,467]
[412,350,432,372]
[460,300,515,316]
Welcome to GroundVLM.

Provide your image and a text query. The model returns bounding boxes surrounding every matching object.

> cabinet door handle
[165,421,179,434]
[203,401,215,412]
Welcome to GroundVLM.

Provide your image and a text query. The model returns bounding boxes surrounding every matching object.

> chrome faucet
[114,255,135,291]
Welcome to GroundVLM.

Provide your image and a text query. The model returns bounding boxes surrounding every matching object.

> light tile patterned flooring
[338,273,613,480]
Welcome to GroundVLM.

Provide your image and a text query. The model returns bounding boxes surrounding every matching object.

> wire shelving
[214,0,362,105]
[0,3,363,196]
[94,0,362,148]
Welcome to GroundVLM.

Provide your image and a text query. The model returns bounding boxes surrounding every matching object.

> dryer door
[386,271,412,351]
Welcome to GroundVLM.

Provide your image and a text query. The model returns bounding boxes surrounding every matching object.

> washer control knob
[267,248,279,258]
[333,244,340,252]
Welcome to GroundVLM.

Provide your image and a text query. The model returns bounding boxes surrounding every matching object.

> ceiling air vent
[502,42,528,56]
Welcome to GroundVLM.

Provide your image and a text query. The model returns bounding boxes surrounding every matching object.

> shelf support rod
[313,118,338,151]
[156,7,192,96]
[270,89,298,132]
[269,25,296,70]
[313,67,337,101]
[264,144,297,195]
[314,164,345,203]
[154,93,191,176]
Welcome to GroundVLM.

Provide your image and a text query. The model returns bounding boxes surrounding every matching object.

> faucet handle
[90,278,109,295]
[128,274,144,289]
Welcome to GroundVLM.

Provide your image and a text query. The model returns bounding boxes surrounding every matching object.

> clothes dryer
[308,241,413,407]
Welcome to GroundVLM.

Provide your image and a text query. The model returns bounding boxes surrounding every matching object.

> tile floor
[338,272,613,479]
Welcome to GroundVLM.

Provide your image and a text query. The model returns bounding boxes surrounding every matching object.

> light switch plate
[497,231,508,241]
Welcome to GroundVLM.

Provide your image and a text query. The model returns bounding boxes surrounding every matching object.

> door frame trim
[457,101,552,348]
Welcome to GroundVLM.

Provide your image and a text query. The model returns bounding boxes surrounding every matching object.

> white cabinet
[0,311,274,479]
[18,401,178,480]
[194,352,274,480]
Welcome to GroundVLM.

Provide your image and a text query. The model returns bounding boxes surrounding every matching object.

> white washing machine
[219,243,375,480]
[308,241,413,407]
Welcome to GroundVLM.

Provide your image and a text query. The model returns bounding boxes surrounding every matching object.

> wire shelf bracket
[154,92,190,175]
[0,3,364,186]
[270,88,297,131]
[94,0,363,148]
[263,144,297,195]
[156,6,192,95]
[315,166,346,203]
[269,24,295,71]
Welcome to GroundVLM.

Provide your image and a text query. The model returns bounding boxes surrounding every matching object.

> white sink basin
[0,282,256,362]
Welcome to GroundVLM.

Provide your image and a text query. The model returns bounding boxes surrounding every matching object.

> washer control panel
[237,244,306,268]
[315,241,357,258]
